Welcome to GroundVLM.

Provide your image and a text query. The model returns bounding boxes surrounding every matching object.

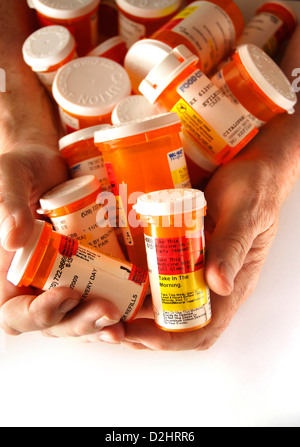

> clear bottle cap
[39,176,101,213]
[22,25,76,72]
[7,220,47,287]
[111,95,160,125]
[134,188,207,217]
[27,0,100,19]
[237,44,297,114]
[52,57,132,117]
[94,112,181,143]
[59,124,112,151]
[116,0,182,18]
[139,45,199,103]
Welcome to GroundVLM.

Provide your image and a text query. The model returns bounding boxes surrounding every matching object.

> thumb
[205,212,258,296]
[0,154,35,251]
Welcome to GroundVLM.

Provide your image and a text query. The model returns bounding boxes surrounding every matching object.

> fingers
[0,153,34,250]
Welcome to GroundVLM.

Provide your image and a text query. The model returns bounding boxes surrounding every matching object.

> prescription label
[173,69,255,156]
[238,13,283,52]
[70,156,111,191]
[167,147,192,188]
[145,232,211,331]
[118,12,146,48]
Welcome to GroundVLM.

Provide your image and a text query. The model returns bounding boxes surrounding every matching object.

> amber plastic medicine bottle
[134,188,211,332]
[27,0,101,56]
[140,45,258,165]
[7,220,149,322]
[211,44,297,129]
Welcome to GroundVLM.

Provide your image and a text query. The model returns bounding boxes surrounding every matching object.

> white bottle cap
[134,188,207,217]
[59,124,112,151]
[111,95,160,125]
[7,220,47,287]
[139,45,199,103]
[22,25,76,72]
[52,57,132,117]
[94,112,181,143]
[124,39,173,94]
[39,176,101,213]
[181,130,219,173]
[27,0,100,19]
[116,0,182,19]
[87,36,126,57]
[237,44,297,114]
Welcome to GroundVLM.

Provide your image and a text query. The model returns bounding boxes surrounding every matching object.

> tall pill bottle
[211,44,297,129]
[140,45,258,165]
[22,26,77,93]
[7,220,149,322]
[151,0,244,74]
[52,57,132,133]
[111,95,160,125]
[134,188,211,332]
[94,113,192,268]
[115,0,183,49]
[237,1,297,57]
[27,0,101,56]
[59,125,112,191]
[38,175,125,259]
[124,39,173,94]
[87,36,128,65]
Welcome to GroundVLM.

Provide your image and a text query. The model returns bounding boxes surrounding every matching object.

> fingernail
[0,216,16,249]
[59,299,79,314]
[98,333,120,344]
[95,317,119,330]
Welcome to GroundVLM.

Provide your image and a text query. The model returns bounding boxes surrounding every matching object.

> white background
[0,0,300,428]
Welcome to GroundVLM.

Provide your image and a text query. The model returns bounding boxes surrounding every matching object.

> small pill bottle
[59,125,112,191]
[134,188,211,332]
[38,175,125,259]
[211,44,297,129]
[140,45,258,165]
[151,0,244,74]
[87,36,128,65]
[115,0,183,49]
[237,1,297,57]
[94,113,192,268]
[7,220,149,322]
[22,25,77,93]
[124,39,173,94]
[52,57,132,133]
[27,0,101,56]
[111,95,160,125]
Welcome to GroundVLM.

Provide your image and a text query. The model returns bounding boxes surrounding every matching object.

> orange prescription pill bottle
[124,39,173,94]
[27,0,101,56]
[87,36,128,65]
[52,57,132,133]
[211,44,297,129]
[22,25,77,93]
[151,0,244,74]
[237,1,297,57]
[134,188,211,332]
[111,95,160,125]
[59,125,112,191]
[38,175,125,259]
[115,0,183,49]
[94,113,192,269]
[140,45,258,165]
[7,220,149,322]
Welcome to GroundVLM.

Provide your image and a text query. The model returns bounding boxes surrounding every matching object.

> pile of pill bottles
[12,1,298,331]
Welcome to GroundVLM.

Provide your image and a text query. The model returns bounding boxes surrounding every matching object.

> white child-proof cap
[38,175,102,213]
[59,124,112,151]
[134,188,207,217]
[7,220,47,287]
[27,0,101,19]
[111,95,160,125]
[124,39,173,94]
[139,45,199,103]
[116,0,182,18]
[52,57,132,117]
[237,44,297,114]
[94,112,181,143]
[22,25,76,72]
